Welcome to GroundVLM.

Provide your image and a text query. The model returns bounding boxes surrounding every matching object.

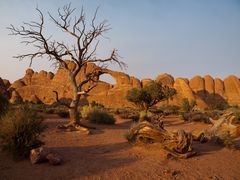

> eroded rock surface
[2,61,239,108]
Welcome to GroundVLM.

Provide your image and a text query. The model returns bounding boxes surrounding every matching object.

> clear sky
[0,0,240,82]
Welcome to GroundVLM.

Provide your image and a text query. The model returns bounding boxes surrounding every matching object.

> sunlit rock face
[3,61,240,108]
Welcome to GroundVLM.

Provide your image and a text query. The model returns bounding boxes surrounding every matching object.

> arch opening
[99,73,116,85]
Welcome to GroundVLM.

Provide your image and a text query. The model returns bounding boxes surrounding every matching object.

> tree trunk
[69,94,81,125]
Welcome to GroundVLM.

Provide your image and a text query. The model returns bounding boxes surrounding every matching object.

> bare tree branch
[8,3,127,125]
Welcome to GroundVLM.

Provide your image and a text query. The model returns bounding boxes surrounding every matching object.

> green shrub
[208,101,229,111]
[181,112,211,124]
[32,103,46,112]
[158,105,180,115]
[0,93,9,117]
[80,104,104,119]
[44,108,55,114]
[181,98,196,112]
[90,101,104,108]
[87,109,116,124]
[0,105,46,158]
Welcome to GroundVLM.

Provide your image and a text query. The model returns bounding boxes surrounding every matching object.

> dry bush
[0,93,9,118]
[157,105,180,115]
[181,112,211,124]
[87,109,116,125]
[0,105,46,158]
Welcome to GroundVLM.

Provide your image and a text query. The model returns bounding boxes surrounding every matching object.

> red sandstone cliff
[2,62,240,108]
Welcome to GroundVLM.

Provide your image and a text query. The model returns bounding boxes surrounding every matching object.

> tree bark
[69,94,81,125]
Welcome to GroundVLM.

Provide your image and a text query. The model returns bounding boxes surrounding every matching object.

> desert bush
[44,108,55,114]
[87,109,116,124]
[181,98,196,112]
[204,110,222,120]
[158,105,180,115]
[113,108,139,120]
[181,112,211,124]
[81,105,97,119]
[90,101,104,108]
[0,93,9,117]
[0,105,46,158]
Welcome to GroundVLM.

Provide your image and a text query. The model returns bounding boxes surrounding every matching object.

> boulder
[224,75,240,105]
[173,78,195,104]
[189,76,205,93]
[214,78,225,96]
[30,147,62,165]
[30,147,50,164]
[156,73,174,87]
[204,75,215,94]
[46,153,62,165]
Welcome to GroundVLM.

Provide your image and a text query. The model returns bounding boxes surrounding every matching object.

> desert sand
[1,114,240,180]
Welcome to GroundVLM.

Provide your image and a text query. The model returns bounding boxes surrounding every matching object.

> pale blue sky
[0,0,240,82]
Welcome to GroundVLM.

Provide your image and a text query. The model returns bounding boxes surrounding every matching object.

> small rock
[30,147,49,164]
[171,170,181,178]
[46,153,62,165]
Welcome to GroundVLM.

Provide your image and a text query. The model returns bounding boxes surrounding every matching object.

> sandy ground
[1,114,240,180]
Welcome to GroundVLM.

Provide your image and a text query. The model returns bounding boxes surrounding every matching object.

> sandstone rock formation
[224,75,240,105]
[156,73,174,87]
[4,61,240,108]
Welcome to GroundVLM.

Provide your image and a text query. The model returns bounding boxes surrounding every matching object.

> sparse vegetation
[181,111,211,124]
[0,105,46,158]
[181,98,196,113]
[81,105,103,119]
[126,81,176,112]
[0,93,9,118]
[157,105,180,115]
[87,109,116,125]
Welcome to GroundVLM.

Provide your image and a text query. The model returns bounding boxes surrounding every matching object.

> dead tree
[8,4,126,131]
[194,112,240,142]
[126,121,196,158]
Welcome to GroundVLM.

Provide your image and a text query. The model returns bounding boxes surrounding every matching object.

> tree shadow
[193,141,225,157]
[44,142,136,178]
[100,120,132,130]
